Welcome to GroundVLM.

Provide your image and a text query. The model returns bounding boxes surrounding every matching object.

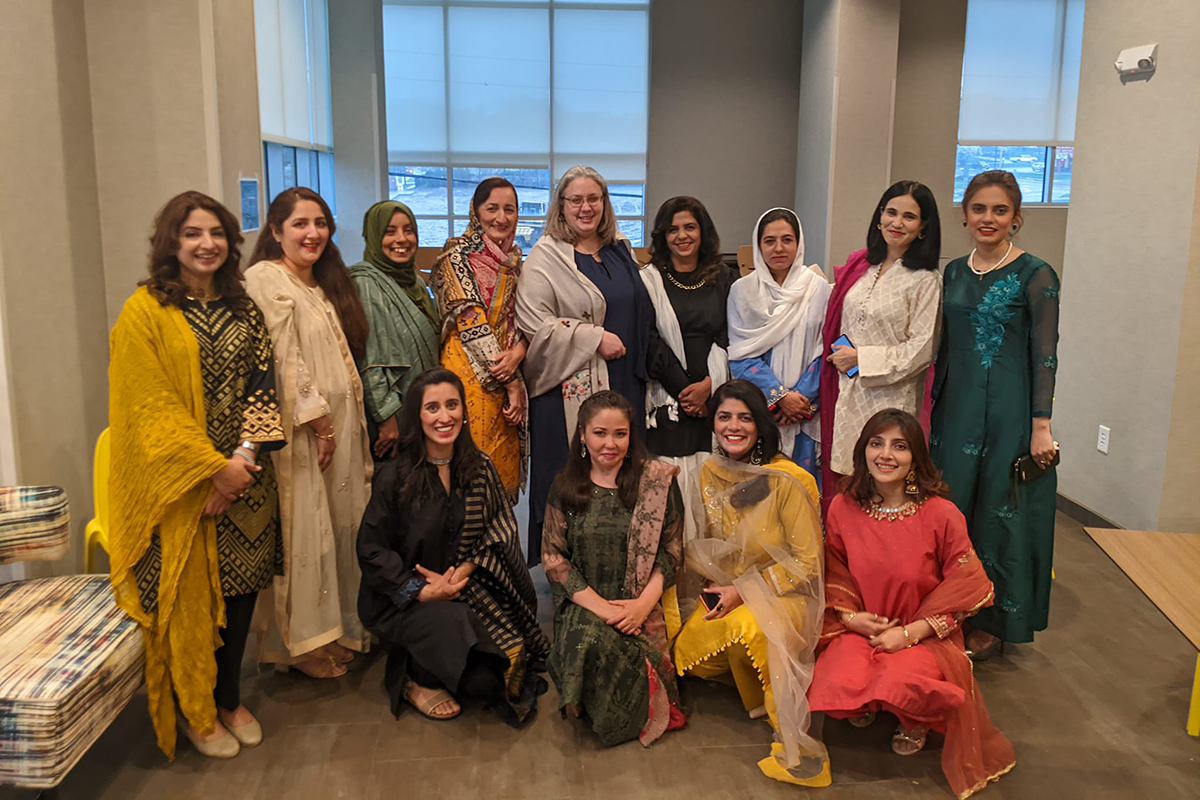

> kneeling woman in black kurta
[357,367,549,723]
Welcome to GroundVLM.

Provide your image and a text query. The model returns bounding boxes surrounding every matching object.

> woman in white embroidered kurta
[244,188,373,678]
[821,181,942,485]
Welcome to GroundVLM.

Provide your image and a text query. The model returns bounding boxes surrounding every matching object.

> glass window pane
[264,141,285,201]
[281,146,298,190]
[317,150,336,213]
[1051,146,1073,204]
[390,166,449,215]
[553,9,648,182]
[451,167,551,217]
[609,184,644,217]
[447,7,550,165]
[414,217,450,249]
[617,219,644,247]
[953,145,1046,203]
[295,148,314,189]
[453,217,470,237]
[515,220,544,252]
[383,5,447,162]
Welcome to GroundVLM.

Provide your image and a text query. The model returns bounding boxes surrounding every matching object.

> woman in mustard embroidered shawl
[432,177,528,502]
[109,191,285,759]
[348,201,439,460]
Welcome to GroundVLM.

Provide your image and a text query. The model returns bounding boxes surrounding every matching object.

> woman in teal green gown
[931,170,1060,655]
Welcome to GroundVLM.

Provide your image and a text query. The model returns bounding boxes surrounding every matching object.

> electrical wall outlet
[1097,425,1110,455]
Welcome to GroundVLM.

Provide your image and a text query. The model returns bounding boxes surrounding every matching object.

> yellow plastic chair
[83,428,110,573]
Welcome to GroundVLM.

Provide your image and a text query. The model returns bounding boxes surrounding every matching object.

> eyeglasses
[564,194,604,209]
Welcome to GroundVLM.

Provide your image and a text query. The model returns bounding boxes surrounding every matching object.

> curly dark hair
[249,187,369,362]
[707,379,781,463]
[648,196,722,285]
[392,367,484,509]
[140,191,249,312]
[555,391,650,512]
[841,408,947,507]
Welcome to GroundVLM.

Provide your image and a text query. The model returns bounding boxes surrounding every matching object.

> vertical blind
[255,0,334,149]
[958,0,1084,146]
[383,0,650,183]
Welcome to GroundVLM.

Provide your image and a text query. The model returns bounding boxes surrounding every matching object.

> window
[954,0,1083,204]
[264,142,337,216]
[382,1,650,246]
[255,0,337,210]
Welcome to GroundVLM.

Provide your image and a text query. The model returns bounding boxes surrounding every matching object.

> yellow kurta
[244,261,373,661]
[108,288,230,758]
[673,455,829,786]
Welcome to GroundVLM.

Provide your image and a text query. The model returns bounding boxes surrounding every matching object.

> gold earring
[905,469,919,496]
[580,441,588,458]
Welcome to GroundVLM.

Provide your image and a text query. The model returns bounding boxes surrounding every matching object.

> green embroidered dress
[930,253,1060,643]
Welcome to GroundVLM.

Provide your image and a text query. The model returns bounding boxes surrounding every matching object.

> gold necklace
[664,268,705,290]
[185,287,221,302]
[865,500,920,522]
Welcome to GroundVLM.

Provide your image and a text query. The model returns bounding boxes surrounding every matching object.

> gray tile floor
[7,512,1200,799]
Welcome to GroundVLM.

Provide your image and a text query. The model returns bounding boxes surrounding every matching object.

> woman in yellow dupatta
[672,379,830,787]
[431,177,528,502]
[109,192,284,759]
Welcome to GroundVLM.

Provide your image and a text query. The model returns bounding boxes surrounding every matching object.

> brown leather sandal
[892,725,928,756]
[403,680,461,720]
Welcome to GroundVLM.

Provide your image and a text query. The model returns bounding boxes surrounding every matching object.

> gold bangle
[843,611,856,623]
[316,428,335,440]
[903,626,914,648]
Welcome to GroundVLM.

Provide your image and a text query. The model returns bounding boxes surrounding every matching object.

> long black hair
[648,196,722,285]
[392,367,483,508]
[864,180,941,270]
[556,391,649,512]
[842,408,947,507]
[707,379,781,463]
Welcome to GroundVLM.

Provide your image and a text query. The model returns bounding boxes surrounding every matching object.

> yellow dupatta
[108,287,230,758]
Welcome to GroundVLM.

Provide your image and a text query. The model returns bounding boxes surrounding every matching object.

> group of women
[107,163,1059,799]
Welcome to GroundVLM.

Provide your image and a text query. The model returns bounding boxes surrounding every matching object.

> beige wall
[0,0,110,575]
[891,0,964,258]
[796,0,900,271]
[1158,155,1200,532]
[1055,0,1200,531]
[646,0,804,250]
[329,0,389,263]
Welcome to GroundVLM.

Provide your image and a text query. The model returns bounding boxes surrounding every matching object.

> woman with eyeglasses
[514,165,654,563]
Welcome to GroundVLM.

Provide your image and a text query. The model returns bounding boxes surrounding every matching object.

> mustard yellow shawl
[108,287,229,758]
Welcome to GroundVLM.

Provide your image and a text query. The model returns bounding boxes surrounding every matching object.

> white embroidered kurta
[830,264,941,476]
[245,261,373,661]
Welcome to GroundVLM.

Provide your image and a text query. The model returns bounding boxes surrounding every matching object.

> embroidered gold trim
[957,759,1017,799]
[676,633,768,689]
[864,500,921,521]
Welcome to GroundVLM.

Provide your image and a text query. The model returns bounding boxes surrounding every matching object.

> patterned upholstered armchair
[0,486,143,792]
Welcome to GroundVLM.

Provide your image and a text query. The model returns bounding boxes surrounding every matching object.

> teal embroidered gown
[930,253,1060,643]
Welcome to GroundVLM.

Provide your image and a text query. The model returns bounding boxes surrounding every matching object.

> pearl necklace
[865,500,920,522]
[968,241,1013,281]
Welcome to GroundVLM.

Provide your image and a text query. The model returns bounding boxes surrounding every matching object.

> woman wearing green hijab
[349,201,440,459]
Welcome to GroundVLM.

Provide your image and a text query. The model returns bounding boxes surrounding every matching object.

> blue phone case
[833,334,859,377]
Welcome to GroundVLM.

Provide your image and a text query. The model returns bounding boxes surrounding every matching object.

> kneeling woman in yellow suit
[672,379,830,786]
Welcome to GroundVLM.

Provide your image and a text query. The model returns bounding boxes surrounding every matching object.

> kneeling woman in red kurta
[808,408,1015,799]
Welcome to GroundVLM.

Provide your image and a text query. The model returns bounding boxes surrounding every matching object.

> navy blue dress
[526,243,653,563]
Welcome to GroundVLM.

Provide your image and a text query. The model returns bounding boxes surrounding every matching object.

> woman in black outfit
[642,196,737,541]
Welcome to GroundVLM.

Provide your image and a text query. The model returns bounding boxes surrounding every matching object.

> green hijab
[359,200,438,326]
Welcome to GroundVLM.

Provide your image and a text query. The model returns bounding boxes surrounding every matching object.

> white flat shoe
[182,721,240,759]
[224,712,263,747]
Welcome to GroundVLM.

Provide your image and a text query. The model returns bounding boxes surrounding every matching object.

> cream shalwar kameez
[829,263,940,476]
[245,261,373,662]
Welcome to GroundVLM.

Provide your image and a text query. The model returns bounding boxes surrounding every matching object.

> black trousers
[214,592,257,712]
[409,650,504,702]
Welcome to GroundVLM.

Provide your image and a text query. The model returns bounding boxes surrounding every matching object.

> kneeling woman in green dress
[542,390,686,746]
[672,379,830,786]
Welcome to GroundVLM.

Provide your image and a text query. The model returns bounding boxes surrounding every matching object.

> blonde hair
[543,165,618,246]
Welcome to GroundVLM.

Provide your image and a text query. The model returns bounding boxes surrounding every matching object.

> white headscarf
[727,208,830,456]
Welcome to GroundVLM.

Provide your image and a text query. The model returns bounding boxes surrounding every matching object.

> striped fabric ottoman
[0,486,70,565]
[0,575,144,789]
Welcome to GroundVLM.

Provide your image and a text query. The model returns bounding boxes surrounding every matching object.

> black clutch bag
[1012,444,1060,484]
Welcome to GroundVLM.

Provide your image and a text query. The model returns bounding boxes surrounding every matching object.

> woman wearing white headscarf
[727,208,830,483]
